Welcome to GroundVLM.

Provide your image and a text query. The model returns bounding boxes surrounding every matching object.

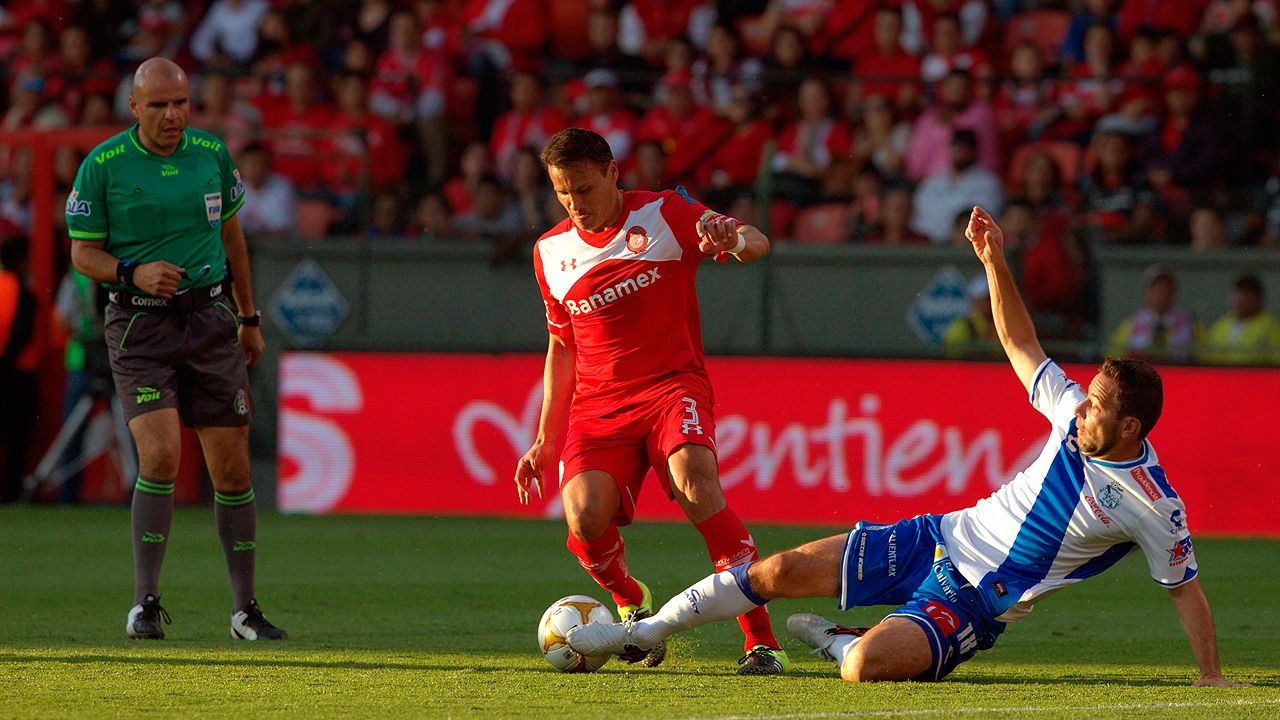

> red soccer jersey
[533,189,721,413]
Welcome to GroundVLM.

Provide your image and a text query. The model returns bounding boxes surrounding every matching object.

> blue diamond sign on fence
[905,266,971,345]
[269,258,349,348]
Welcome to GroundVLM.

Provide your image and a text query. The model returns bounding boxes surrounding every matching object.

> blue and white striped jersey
[940,359,1197,623]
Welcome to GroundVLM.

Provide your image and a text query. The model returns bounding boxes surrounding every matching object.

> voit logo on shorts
[136,386,161,404]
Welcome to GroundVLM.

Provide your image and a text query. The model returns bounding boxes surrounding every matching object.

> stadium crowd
[1,0,1279,345]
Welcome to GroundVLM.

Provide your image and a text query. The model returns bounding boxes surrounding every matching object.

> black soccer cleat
[735,645,790,675]
[126,594,172,640]
[616,608,667,667]
[230,599,288,640]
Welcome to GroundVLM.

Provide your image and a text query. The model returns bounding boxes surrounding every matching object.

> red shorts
[560,383,717,525]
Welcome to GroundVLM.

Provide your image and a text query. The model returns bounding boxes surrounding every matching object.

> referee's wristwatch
[239,310,263,327]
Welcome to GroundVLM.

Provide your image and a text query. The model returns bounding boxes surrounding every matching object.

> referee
[68,57,285,640]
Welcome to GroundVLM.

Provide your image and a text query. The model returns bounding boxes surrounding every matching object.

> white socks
[828,634,860,665]
[632,570,759,648]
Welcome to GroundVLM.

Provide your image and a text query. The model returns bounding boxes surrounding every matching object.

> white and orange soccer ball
[537,595,614,672]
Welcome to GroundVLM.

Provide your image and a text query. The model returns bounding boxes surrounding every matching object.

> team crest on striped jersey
[626,226,649,254]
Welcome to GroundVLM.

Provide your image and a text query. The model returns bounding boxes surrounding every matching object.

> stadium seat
[1004,10,1072,65]
[297,199,337,240]
[790,203,850,245]
[1008,141,1083,189]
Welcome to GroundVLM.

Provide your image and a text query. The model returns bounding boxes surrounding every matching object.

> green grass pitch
[1,507,1277,719]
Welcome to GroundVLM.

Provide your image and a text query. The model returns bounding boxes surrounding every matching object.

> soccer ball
[537,595,614,673]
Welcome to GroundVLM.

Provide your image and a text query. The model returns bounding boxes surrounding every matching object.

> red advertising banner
[278,353,1280,536]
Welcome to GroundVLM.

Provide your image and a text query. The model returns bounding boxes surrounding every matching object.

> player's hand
[696,214,742,255]
[134,261,184,299]
[1192,675,1251,687]
[964,206,1005,265]
[239,324,265,367]
[514,441,550,504]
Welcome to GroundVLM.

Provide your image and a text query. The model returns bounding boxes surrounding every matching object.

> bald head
[133,57,188,95]
[130,57,190,156]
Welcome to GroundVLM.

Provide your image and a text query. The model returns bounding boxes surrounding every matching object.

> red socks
[566,524,644,608]
[695,507,780,652]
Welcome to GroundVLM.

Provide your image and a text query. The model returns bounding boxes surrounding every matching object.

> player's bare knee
[842,644,888,683]
[746,552,794,597]
[563,502,611,541]
[138,449,180,480]
[671,473,725,522]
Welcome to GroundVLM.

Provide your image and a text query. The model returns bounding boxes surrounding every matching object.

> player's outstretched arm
[965,206,1046,394]
[1168,578,1250,687]
[515,333,575,504]
[697,215,770,263]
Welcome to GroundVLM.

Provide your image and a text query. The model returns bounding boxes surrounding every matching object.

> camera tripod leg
[23,394,96,494]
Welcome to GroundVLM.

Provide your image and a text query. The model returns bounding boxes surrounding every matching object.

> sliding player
[568,206,1247,686]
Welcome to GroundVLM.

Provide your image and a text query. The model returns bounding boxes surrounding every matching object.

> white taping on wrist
[729,234,746,254]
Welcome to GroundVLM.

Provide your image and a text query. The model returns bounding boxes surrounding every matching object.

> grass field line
[689,698,1280,720]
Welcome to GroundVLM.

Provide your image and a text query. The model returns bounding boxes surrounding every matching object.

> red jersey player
[514,128,788,675]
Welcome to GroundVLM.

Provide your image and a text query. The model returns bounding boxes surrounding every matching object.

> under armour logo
[560,259,577,271]
[680,397,702,435]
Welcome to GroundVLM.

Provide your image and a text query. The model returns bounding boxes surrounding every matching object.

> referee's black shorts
[104,301,252,427]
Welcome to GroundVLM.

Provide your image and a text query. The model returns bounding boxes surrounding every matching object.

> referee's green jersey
[66,124,245,291]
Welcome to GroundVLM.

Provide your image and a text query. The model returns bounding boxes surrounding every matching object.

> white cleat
[566,621,646,658]
[786,613,867,662]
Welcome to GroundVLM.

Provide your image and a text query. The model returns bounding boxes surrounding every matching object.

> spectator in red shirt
[702,82,773,194]
[444,141,492,217]
[634,69,731,190]
[1114,28,1166,122]
[490,71,568,183]
[371,11,433,125]
[1,0,72,39]
[1116,0,1209,43]
[460,0,549,72]
[259,62,335,193]
[771,77,853,203]
[574,69,638,166]
[47,25,116,123]
[618,0,707,62]
[852,6,922,113]
[758,0,829,54]
[904,69,998,181]
[900,0,989,56]
[919,12,992,90]
[812,1,882,65]
[327,73,408,202]
[994,42,1060,145]
[249,8,322,99]
[192,72,257,157]
[1058,22,1126,142]
[369,9,451,184]
[6,17,55,81]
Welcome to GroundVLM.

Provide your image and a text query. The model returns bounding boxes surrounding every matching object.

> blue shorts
[839,515,1005,682]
